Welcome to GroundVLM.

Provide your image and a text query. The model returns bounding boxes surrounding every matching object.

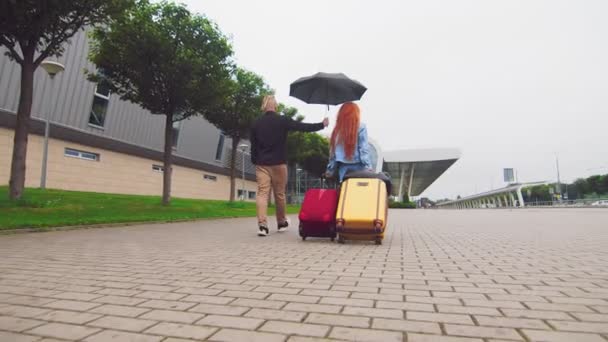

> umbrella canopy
[289,72,367,106]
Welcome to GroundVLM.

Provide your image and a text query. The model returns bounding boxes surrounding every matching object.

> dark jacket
[251,111,324,166]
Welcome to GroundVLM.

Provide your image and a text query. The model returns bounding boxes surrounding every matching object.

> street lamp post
[296,168,302,203]
[238,143,249,200]
[39,60,65,189]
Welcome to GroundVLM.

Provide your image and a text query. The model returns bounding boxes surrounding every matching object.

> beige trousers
[256,164,287,225]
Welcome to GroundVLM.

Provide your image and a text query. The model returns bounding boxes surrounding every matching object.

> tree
[573,178,590,197]
[527,185,551,202]
[88,0,233,205]
[587,175,603,195]
[300,133,329,177]
[0,0,133,200]
[600,175,608,195]
[204,68,270,202]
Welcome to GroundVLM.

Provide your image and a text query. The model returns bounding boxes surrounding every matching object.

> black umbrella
[289,72,367,108]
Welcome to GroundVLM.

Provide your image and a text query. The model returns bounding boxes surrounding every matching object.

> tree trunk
[9,58,35,200]
[229,137,239,202]
[162,113,174,206]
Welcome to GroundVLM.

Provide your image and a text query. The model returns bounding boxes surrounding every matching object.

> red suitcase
[298,189,338,241]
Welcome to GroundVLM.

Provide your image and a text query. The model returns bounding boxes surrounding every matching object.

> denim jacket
[326,123,372,175]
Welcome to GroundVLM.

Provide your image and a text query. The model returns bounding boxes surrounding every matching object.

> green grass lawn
[0,186,299,231]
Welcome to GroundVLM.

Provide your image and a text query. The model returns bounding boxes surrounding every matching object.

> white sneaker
[277,218,289,232]
[258,224,269,236]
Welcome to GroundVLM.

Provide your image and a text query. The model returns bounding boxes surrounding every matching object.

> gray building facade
[0,30,257,200]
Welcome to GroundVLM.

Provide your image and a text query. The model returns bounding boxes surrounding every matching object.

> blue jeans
[338,162,367,182]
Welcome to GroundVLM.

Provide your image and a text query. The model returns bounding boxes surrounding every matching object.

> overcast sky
[183,0,608,199]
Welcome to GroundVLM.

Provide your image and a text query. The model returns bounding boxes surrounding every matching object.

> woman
[325,102,372,182]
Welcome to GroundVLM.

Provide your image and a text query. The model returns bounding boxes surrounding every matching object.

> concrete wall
[0,127,257,201]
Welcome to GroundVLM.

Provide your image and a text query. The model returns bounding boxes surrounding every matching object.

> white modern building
[435,181,549,209]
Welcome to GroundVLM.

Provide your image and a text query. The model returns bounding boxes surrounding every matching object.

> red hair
[330,102,360,159]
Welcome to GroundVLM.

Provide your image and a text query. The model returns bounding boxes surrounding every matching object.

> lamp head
[40,60,65,78]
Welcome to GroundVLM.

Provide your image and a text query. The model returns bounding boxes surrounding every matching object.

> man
[250,95,329,236]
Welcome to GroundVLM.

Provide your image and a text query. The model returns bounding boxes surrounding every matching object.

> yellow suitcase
[335,178,388,245]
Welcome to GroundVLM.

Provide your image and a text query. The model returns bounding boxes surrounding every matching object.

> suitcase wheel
[337,235,345,244]
[302,236,306,241]
[375,238,382,245]
[330,237,335,242]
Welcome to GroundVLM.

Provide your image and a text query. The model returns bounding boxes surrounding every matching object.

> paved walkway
[0,209,607,342]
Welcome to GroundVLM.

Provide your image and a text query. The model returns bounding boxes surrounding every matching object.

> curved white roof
[382,148,461,197]
[383,148,462,163]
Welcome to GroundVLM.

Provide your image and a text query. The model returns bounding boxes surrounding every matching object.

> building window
[88,81,110,128]
[248,191,256,200]
[237,189,246,199]
[152,164,164,172]
[64,148,99,161]
[172,121,181,150]
[215,132,225,161]
[203,174,217,181]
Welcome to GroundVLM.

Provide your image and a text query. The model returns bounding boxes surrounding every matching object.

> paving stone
[35,310,102,324]
[231,298,286,309]
[0,305,51,318]
[49,292,103,301]
[196,314,264,329]
[181,294,235,304]
[87,315,158,332]
[175,288,223,296]
[329,326,402,342]
[376,300,435,312]
[84,330,164,342]
[144,322,217,339]
[286,337,347,342]
[464,299,526,309]
[1,296,56,307]
[91,295,145,306]
[0,331,41,342]
[474,315,550,329]
[571,313,608,322]
[444,324,523,340]
[305,313,370,328]
[407,334,484,342]
[89,304,151,317]
[522,329,606,342]
[525,302,594,313]
[209,328,287,342]
[134,291,186,301]
[189,303,250,316]
[26,322,101,340]
[500,308,573,320]
[139,309,204,324]
[260,321,330,337]
[42,300,102,312]
[0,316,45,332]
[300,290,350,298]
[138,299,195,311]
[548,320,608,333]
[319,297,373,307]
[283,303,342,314]
[372,318,441,334]
[244,308,306,322]
[438,305,502,316]
[268,294,321,304]
[408,311,475,325]
[342,306,403,319]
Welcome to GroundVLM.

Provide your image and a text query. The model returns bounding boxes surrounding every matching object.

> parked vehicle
[591,200,608,206]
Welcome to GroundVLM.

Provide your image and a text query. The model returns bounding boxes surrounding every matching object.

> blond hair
[261,95,277,112]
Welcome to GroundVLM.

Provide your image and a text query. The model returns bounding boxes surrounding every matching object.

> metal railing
[523,198,608,208]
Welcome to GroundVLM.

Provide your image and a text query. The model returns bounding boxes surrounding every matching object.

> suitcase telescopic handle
[320,174,337,190]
